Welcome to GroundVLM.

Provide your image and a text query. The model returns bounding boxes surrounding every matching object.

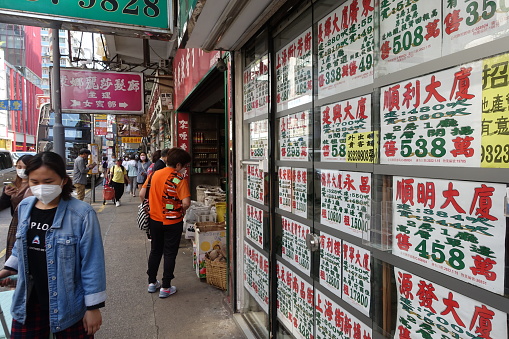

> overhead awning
[177,68,224,113]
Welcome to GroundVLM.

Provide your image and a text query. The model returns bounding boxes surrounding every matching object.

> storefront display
[244,242,269,313]
[244,55,270,120]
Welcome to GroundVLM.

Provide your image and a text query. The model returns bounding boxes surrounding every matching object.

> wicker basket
[205,258,227,290]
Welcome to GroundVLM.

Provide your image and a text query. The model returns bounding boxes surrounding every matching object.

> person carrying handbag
[109,159,129,207]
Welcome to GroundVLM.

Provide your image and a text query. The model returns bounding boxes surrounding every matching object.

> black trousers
[147,218,183,288]
[110,181,124,201]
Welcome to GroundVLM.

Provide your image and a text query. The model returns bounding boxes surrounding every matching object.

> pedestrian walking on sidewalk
[146,150,161,177]
[0,151,106,337]
[126,154,138,197]
[140,147,191,298]
[136,152,151,191]
[109,158,128,207]
[73,148,97,201]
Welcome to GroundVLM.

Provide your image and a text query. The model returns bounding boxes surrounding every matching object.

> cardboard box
[194,222,226,278]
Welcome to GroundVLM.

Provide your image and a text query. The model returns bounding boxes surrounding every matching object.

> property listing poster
[443,1,509,55]
[317,0,375,99]
[276,261,314,339]
[481,52,509,168]
[315,289,372,339]
[278,167,292,212]
[249,119,268,160]
[320,170,371,239]
[276,28,313,112]
[247,164,264,204]
[392,176,506,294]
[319,232,342,297]
[379,0,442,75]
[321,94,372,162]
[244,242,269,313]
[246,203,264,249]
[380,62,482,167]
[346,131,379,163]
[243,55,270,119]
[281,216,311,276]
[292,168,308,218]
[395,268,507,339]
[342,241,371,316]
[280,111,310,160]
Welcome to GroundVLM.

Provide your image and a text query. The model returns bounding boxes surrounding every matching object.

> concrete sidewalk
[87,188,246,339]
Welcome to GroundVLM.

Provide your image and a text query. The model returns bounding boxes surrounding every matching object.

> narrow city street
[0,186,245,339]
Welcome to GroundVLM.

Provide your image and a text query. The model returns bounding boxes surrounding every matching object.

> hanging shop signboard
[94,114,108,136]
[342,241,371,316]
[379,0,442,75]
[317,0,374,99]
[276,28,313,112]
[246,164,264,204]
[319,232,343,297]
[246,203,263,249]
[279,111,310,161]
[249,119,268,160]
[276,261,314,339]
[281,216,311,276]
[292,168,308,218]
[380,62,482,166]
[315,288,372,339]
[278,167,292,212]
[395,268,507,339]
[443,1,509,55]
[243,55,270,120]
[244,242,269,313]
[392,176,506,294]
[321,94,372,162]
[320,170,371,239]
[177,112,190,152]
[60,69,144,115]
[346,131,378,163]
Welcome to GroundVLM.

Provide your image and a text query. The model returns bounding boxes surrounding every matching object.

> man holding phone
[73,148,96,201]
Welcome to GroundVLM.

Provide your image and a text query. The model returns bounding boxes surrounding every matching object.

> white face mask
[30,183,63,205]
[140,156,146,161]
[16,168,27,179]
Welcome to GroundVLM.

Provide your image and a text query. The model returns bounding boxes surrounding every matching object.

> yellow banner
[122,137,142,144]
[482,54,509,168]
[346,131,379,163]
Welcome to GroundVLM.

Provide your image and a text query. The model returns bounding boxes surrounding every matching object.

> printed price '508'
[78,0,160,17]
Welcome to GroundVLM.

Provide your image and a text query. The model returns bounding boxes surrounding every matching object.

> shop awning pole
[51,23,65,159]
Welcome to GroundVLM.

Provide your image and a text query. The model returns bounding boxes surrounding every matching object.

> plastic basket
[205,258,227,290]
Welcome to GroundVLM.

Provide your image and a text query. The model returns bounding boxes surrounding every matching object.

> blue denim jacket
[5,196,107,333]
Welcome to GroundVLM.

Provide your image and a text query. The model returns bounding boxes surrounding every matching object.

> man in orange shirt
[140,148,191,298]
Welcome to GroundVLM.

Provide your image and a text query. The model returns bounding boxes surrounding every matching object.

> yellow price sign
[346,131,379,163]
[122,137,142,144]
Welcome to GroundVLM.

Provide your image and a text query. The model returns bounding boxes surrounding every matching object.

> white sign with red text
[292,168,308,218]
[279,111,310,161]
[247,164,264,204]
[278,167,292,212]
[244,242,269,313]
[281,216,311,276]
[246,203,263,249]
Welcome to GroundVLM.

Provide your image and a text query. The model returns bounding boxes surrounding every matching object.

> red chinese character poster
[319,232,343,297]
[380,62,482,166]
[281,216,311,276]
[292,168,308,218]
[177,112,190,152]
[278,167,292,212]
[246,203,263,249]
[395,268,507,339]
[243,242,269,313]
[392,177,506,294]
[246,164,264,204]
[317,0,374,99]
[243,55,270,119]
[342,241,371,316]
[279,111,310,161]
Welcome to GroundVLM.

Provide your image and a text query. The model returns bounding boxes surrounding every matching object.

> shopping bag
[137,199,150,231]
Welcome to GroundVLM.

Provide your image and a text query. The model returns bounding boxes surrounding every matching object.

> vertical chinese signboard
[244,242,269,313]
[247,164,264,204]
[395,268,507,339]
[342,241,371,316]
[243,55,270,120]
[246,203,264,249]
[320,170,371,239]
[177,113,190,152]
[278,167,292,212]
[321,95,372,162]
[392,177,506,294]
[379,0,442,75]
[317,0,374,99]
[281,216,311,276]
[276,28,313,111]
[380,62,482,166]
[250,120,268,160]
[292,168,308,218]
[279,111,310,161]
[319,232,343,296]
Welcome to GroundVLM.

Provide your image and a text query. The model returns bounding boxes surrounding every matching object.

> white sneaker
[115,201,120,207]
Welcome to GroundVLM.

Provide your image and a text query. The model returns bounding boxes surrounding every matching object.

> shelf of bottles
[192,130,219,174]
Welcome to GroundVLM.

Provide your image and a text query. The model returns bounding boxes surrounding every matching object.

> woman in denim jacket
[0,152,106,338]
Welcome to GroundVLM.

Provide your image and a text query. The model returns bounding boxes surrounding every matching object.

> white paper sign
[281,216,311,276]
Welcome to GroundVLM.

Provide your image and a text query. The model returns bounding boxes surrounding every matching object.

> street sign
[60,69,144,115]
[122,137,142,143]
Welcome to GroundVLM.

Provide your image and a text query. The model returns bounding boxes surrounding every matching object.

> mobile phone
[3,182,13,187]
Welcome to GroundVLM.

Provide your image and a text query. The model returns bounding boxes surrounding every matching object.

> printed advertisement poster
[395,268,507,339]
[94,114,107,136]
[317,0,375,99]
[276,28,313,112]
[246,203,264,249]
[392,177,506,294]
[243,55,270,119]
[316,289,372,339]
[278,167,292,212]
[292,168,308,218]
[281,216,311,276]
[280,111,310,161]
[379,0,442,75]
[319,232,342,296]
[321,95,372,162]
[342,241,371,316]
[250,119,268,160]
[443,1,509,55]
[277,261,314,339]
[346,131,378,163]
[481,53,509,168]
[380,62,482,167]
[244,242,269,313]
[320,170,371,239]
[247,164,264,204]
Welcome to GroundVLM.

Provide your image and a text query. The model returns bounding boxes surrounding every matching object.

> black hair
[129,154,136,160]
[161,148,170,158]
[151,150,161,163]
[139,152,149,163]
[25,152,73,200]
[79,148,91,155]
[14,154,34,188]
[165,147,191,168]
